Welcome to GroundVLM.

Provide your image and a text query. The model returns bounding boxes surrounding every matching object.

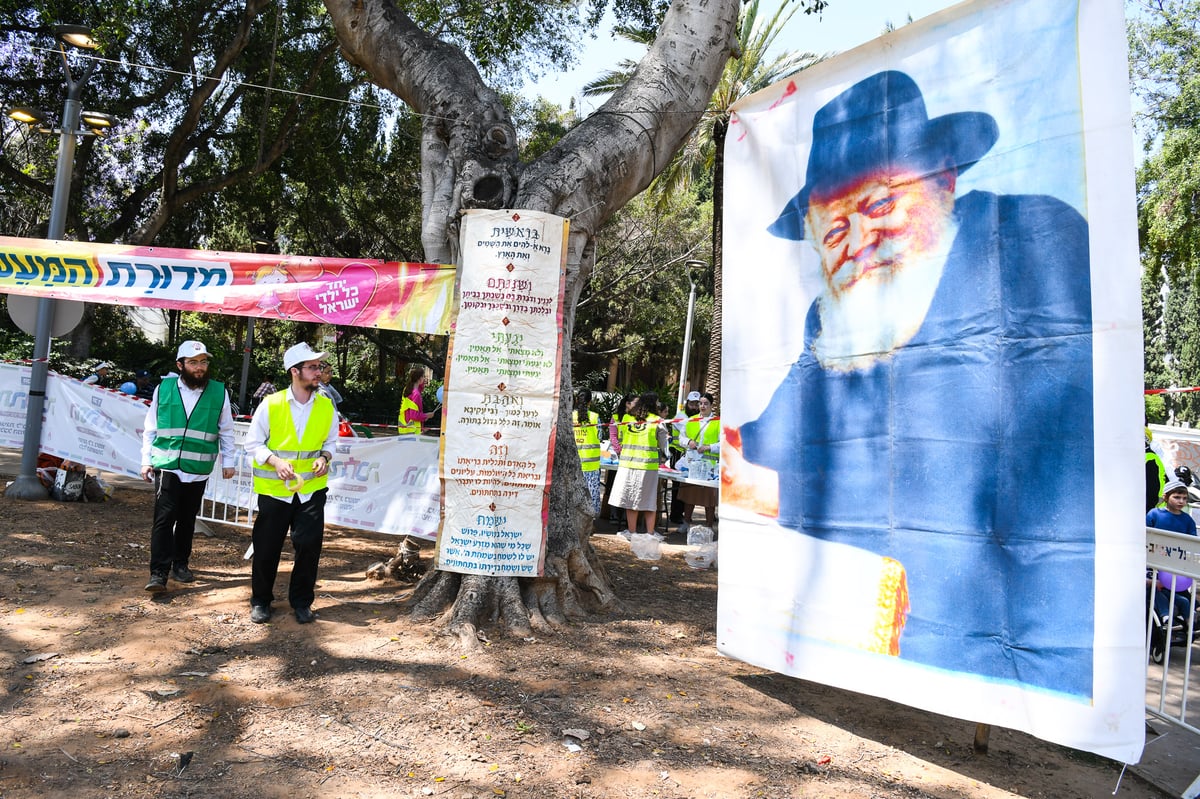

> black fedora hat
[769,70,998,241]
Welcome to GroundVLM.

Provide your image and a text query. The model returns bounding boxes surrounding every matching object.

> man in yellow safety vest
[245,343,340,625]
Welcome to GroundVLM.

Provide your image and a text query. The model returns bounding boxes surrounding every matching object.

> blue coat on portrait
[740,188,1095,698]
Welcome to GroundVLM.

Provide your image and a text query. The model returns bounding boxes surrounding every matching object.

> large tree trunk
[324,0,739,645]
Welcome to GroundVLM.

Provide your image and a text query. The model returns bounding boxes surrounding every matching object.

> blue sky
[529,1,963,113]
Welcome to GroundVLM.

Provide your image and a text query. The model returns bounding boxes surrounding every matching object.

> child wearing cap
[1147,479,1198,628]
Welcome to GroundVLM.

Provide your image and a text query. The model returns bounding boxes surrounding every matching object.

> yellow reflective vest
[684,414,721,467]
[398,395,421,434]
[252,391,335,497]
[619,414,661,471]
[573,409,601,472]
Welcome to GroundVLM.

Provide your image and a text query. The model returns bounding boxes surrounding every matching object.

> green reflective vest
[573,409,601,472]
[150,378,225,475]
[252,391,335,497]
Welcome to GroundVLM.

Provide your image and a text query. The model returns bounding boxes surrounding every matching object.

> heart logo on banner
[296,264,379,326]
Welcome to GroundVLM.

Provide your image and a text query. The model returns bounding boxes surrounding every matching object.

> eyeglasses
[320,363,332,372]
[183,358,209,367]
[299,363,324,373]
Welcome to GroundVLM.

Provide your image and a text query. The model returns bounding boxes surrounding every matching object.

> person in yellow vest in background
[610,392,668,537]
[398,365,434,434]
[668,391,703,526]
[573,389,602,518]
[140,340,237,593]
[677,391,720,532]
[1147,429,1166,513]
[245,343,339,625]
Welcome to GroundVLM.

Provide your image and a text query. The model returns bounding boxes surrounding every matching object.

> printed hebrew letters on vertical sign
[435,209,568,576]
[0,236,455,335]
[717,0,1145,761]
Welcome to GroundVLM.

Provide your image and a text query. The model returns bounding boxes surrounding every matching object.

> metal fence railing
[1145,526,1200,741]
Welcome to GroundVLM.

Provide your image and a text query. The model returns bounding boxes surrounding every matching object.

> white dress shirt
[141,379,237,483]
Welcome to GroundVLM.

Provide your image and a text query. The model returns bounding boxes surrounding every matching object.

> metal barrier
[1145,526,1200,740]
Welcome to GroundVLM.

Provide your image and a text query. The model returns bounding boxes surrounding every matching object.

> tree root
[365,536,424,581]
[405,529,620,646]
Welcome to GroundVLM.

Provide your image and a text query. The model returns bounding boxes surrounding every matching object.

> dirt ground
[0,479,1172,799]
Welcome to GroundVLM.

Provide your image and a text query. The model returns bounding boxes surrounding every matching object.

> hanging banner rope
[0,235,456,335]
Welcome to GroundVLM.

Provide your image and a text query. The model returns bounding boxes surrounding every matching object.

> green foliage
[1146,394,1167,425]
[572,187,712,389]
[510,95,580,160]
[1131,1,1200,423]
[0,295,168,383]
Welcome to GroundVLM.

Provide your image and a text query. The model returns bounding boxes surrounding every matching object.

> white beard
[811,220,957,372]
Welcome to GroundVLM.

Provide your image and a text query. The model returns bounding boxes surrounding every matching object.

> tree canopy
[1130,0,1200,420]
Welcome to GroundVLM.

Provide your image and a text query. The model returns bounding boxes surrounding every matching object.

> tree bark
[323,0,740,643]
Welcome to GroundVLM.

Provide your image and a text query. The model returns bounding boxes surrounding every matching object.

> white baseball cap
[283,342,326,370]
[93,360,112,371]
[176,340,209,359]
[686,391,702,402]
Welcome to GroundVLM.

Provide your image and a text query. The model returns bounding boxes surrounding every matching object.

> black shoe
[171,565,195,583]
[250,605,272,624]
[294,606,316,624]
[144,574,167,593]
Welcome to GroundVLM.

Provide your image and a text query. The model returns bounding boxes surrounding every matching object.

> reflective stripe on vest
[398,396,421,435]
[149,377,225,475]
[684,415,722,466]
[573,410,601,472]
[252,391,335,497]
[619,417,659,471]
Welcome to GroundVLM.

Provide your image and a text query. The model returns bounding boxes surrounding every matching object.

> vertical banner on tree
[718,0,1144,761]
[435,210,568,576]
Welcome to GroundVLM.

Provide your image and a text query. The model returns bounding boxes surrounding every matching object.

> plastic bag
[83,475,111,502]
[684,525,717,570]
[629,532,663,561]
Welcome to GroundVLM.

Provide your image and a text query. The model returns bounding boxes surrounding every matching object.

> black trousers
[149,471,208,575]
[250,489,326,610]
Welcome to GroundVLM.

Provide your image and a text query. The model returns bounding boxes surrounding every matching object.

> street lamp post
[6,26,105,500]
[676,260,705,414]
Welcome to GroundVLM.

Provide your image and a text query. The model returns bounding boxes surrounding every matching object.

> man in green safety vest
[245,342,340,625]
[141,340,236,593]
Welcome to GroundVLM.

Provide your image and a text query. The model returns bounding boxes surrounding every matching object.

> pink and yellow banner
[0,236,455,335]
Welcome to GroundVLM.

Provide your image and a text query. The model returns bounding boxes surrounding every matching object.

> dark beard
[179,371,209,391]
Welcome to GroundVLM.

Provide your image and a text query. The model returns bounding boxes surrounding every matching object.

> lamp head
[80,110,114,134]
[8,107,48,126]
[54,24,99,50]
